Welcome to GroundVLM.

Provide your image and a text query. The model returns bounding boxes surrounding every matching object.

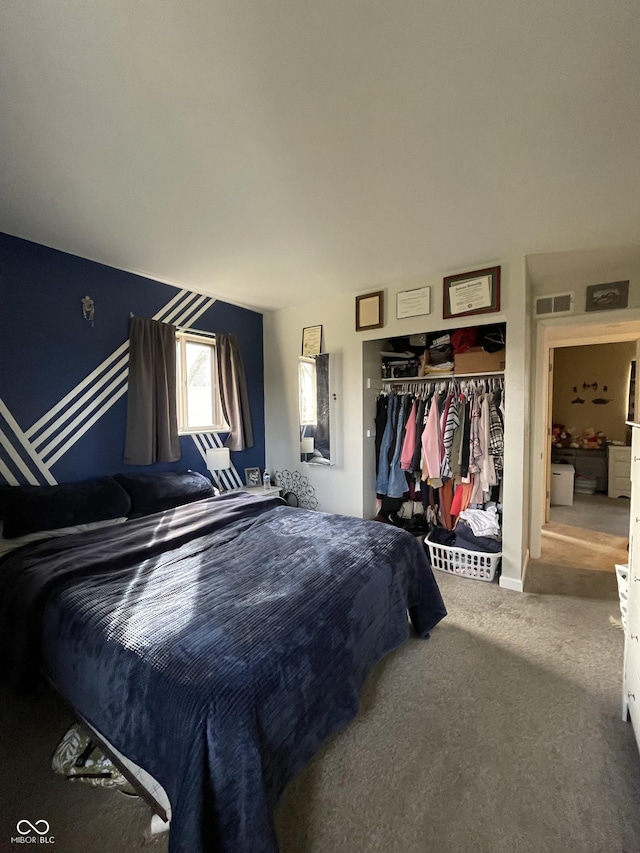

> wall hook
[81,295,95,327]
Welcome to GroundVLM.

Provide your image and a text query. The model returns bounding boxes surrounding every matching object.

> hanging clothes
[374,377,505,534]
[421,391,444,487]
[375,393,399,496]
[387,395,412,498]
[374,395,389,476]
[400,398,418,471]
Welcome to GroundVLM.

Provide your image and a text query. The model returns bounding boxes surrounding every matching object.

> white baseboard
[499,549,529,593]
[499,575,523,592]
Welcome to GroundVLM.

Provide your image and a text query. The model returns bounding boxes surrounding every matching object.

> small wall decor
[244,467,261,486]
[274,469,319,510]
[585,281,629,312]
[355,291,384,332]
[591,398,612,405]
[301,325,322,356]
[396,286,431,320]
[443,266,501,319]
[81,295,95,326]
[582,382,598,391]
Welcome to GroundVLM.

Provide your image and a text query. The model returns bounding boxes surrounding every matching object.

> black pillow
[114,471,214,519]
[1,477,132,539]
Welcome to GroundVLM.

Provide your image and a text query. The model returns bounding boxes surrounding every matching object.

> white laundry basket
[426,533,501,582]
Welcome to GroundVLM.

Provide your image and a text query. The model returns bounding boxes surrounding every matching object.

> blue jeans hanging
[375,394,398,495]
[387,395,411,498]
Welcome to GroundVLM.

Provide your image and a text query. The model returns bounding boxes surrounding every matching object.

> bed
[0,473,446,853]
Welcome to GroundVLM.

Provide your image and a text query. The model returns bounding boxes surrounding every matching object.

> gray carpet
[2,571,640,853]
[550,492,630,539]
[524,559,620,599]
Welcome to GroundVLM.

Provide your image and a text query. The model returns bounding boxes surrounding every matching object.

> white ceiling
[1,1,639,312]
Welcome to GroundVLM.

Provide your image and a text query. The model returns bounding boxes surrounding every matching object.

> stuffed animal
[581,427,603,449]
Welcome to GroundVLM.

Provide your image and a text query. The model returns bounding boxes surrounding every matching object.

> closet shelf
[382,370,504,384]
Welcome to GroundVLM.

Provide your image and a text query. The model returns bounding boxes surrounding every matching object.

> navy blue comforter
[0,492,446,852]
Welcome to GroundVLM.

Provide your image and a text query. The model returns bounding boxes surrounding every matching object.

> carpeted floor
[524,521,627,598]
[2,570,640,853]
[550,492,630,539]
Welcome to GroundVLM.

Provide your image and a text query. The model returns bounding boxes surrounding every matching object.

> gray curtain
[217,333,254,451]
[124,316,181,465]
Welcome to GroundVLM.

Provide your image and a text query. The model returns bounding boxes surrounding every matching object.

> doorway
[527,319,640,596]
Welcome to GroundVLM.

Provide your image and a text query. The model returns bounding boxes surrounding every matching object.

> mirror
[299,353,331,464]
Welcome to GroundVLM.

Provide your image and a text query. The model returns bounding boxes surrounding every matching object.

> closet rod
[382,370,504,385]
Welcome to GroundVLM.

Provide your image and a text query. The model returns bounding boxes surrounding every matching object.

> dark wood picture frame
[355,291,384,332]
[443,266,501,320]
[585,281,629,312]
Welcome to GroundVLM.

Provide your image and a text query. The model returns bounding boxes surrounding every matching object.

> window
[176,332,228,433]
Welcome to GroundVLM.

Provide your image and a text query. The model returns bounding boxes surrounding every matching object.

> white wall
[264,255,530,587]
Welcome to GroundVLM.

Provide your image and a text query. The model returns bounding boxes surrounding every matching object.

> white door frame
[530,314,640,560]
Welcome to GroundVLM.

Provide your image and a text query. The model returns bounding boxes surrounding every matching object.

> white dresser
[609,445,632,499]
[622,425,640,742]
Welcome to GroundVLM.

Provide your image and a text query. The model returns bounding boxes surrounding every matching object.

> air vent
[535,292,574,318]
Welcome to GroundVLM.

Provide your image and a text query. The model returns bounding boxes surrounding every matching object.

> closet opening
[364,322,506,582]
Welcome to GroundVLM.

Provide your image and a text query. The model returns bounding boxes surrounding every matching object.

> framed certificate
[396,286,431,319]
[302,325,322,356]
[443,266,501,319]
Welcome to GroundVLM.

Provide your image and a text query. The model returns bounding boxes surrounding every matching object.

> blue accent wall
[0,233,265,485]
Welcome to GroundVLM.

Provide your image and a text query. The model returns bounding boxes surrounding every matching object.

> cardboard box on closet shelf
[454,347,506,375]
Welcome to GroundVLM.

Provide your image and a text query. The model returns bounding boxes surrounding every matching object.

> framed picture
[244,467,261,487]
[443,266,501,319]
[585,281,629,312]
[302,325,322,356]
[396,286,431,320]
[356,291,384,332]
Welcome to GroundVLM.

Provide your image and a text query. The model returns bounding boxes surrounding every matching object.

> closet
[369,322,506,567]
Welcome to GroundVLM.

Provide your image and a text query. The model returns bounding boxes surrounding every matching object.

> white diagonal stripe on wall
[154,290,196,322]
[152,288,189,319]
[45,385,128,468]
[180,298,216,330]
[173,294,211,327]
[26,342,130,439]
[0,425,39,485]
[162,291,202,324]
[0,398,56,485]
[40,372,129,460]
[31,355,129,451]
[0,457,19,486]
